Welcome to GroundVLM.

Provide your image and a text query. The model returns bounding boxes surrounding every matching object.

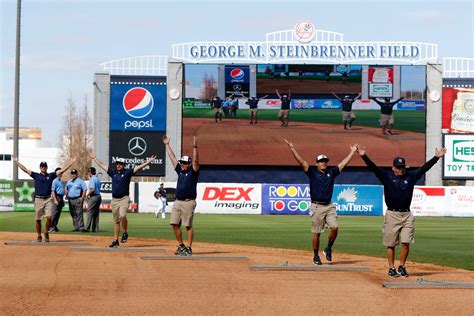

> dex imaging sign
[443,134,474,179]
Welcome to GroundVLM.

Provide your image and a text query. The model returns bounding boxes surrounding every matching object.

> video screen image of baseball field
[183,64,426,167]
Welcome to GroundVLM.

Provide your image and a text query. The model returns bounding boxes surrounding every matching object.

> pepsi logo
[230,68,245,80]
[123,87,154,119]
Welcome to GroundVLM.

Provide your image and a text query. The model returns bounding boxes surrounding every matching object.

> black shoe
[44,233,50,243]
[109,240,119,248]
[313,255,322,265]
[36,235,42,242]
[48,227,55,233]
[186,246,192,256]
[397,265,409,277]
[121,232,129,243]
[174,244,187,256]
[388,268,399,278]
[79,229,86,232]
[72,229,79,232]
[54,228,60,232]
[323,248,332,262]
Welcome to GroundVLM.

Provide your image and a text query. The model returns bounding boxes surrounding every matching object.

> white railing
[100,55,168,76]
[443,58,474,78]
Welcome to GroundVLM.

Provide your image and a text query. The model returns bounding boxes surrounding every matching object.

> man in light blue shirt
[85,167,102,232]
[49,167,65,232]
[65,169,87,232]
[222,98,230,118]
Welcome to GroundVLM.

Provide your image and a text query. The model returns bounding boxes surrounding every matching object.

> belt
[56,194,64,198]
[112,195,128,199]
[176,198,194,202]
[35,195,50,199]
[68,196,81,200]
[311,201,330,205]
[388,208,410,212]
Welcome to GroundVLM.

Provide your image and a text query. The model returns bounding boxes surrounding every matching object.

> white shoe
[161,213,166,219]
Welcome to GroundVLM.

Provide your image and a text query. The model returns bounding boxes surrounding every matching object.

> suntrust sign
[173,21,437,65]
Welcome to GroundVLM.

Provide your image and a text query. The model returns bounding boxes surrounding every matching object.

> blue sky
[1,0,473,145]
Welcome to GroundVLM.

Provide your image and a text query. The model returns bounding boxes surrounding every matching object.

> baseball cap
[345,95,350,98]
[316,155,330,163]
[179,155,192,164]
[39,161,48,167]
[393,156,406,168]
[115,158,126,164]
[283,95,288,98]
[88,167,96,173]
[70,169,78,174]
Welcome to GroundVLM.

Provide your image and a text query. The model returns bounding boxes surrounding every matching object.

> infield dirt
[1,232,472,315]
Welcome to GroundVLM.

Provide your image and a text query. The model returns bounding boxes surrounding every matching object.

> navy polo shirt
[107,166,134,198]
[175,164,199,200]
[305,166,340,203]
[341,99,355,112]
[30,172,57,196]
[362,155,440,209]
[280,97,291,110]
[246,99,260,109]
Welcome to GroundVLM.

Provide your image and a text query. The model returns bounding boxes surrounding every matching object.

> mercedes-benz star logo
[233,84,242,92]
[128,137,147,156]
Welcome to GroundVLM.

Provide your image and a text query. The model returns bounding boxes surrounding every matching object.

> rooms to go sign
[443,134,474,179]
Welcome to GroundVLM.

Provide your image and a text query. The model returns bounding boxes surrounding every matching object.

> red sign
[368,67,393,83]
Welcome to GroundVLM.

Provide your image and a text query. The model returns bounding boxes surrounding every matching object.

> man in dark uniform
[162,135,199,256]
[211,96,223,122]
[357,145,446,277]
[89,153,157,247]
[13,157,75,242]
[332,92,361,130]
[371,97,404,135]
[50,167,65,232]
[284,139,358,265]
[276,89,291,127]
[241,93,269,124]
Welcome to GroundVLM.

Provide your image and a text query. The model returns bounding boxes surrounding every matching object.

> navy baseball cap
[393,157,406,168]
[115,158,126,165]
[71,169,78,174]
[88,167,96,173]
[39,161,48,167]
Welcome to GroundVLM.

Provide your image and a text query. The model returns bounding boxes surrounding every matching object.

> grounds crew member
[284,140,357,265]
[211,96,223,122]
[13,156,75,242]
[276,89,291,127]
[65,169,87,232]
[332,92,361,130]
[89,153,157,247]
[85,167,102,232]
[357,145,446,277]
[371,96,404,135]
[241,93,269,124]
[50,167,65,232]
[162,135,199,256]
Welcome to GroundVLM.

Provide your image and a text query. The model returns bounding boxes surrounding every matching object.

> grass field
[183,109,426,133]
[1,212,472,270]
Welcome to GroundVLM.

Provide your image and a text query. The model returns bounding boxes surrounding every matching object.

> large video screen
[183,64,426,167]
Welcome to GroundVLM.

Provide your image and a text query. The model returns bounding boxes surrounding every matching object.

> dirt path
[183,118,425,166]
[1,232,472,315]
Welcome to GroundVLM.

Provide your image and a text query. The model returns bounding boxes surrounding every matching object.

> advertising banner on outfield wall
[0,180,14,211]
[109,76,167,132]
[13,180,35,211]
[445,186,474,217]
[196,183,262,214]
[410,187,447,217]
[442,85,474,134]
[443,134,474,179]
[261,184,383,215]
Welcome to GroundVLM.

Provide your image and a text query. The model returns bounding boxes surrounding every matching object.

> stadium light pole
[13,0,22,181]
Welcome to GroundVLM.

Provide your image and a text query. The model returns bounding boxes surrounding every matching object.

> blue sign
[109,76,166,131]
[396,100,425,111]
[225,66,249,83]
[291,99,342,110]
[261,184,383,216]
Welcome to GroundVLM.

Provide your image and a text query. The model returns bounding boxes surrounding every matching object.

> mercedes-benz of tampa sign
[172,21,437,65]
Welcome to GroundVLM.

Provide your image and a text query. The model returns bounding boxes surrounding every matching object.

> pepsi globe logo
[230,68,245,80]
[123,87,154,119]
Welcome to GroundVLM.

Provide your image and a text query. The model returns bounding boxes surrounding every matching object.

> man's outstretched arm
[134,155,157,174]
[12,156,32,176]
[88,152,108,172]
[284,139,309,172]
[162,135,179,167]
[338,144,358,172]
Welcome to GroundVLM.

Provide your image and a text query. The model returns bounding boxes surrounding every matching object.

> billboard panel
[109,131,166,176]
[196,183,262,214]
[0,180,14,211]
[443,134,474,179]
[442,86,474,134]
[109,76,167,131]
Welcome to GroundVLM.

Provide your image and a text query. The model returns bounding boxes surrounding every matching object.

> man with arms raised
[162,135,199,256]
[89,153,157,247]
[357,145,446,277]
[13,157,75,242]
[284,140,357,264]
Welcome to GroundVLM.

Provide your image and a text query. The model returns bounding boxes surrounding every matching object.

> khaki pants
[278,109,290,119]
[170,200,196,227]
[34,197,54,220]
[380,114,394,126]
[111,196,130,224]
[383,210,415,247]
[310,203,338,233]
[342,111,356,121]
